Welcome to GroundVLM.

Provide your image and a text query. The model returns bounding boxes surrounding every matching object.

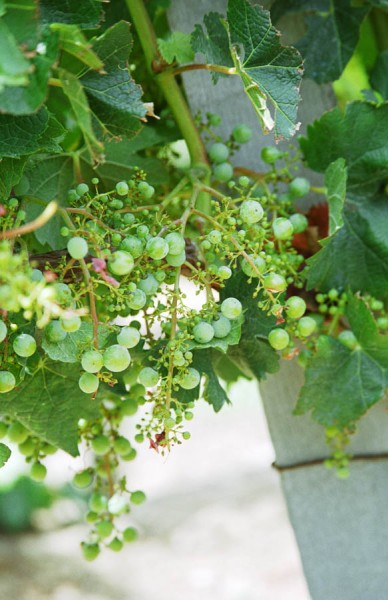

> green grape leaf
[22,154,74,203]
[325,158,347,235]
[51,24,104,71]
[295,298,388,428]
[0,157,27,200]
[81,22,146,140]
[212,353,251,386]
[0,108,65,157]
[23,200,65,250]
[220,271,280,379]
[0,20,30,91]
[227,0,303,139]
[39,0,103,29]
[191,12,233,82]
[270,0,326,23]
[158,32,194,64]
[0,443,11,469]
[58,68,104,162]
[305,196,388,300]
[42,322,114,364]
[300,102,388,197]
[0,361,100,455]
[370,51,388,100]
[185,314,243,354]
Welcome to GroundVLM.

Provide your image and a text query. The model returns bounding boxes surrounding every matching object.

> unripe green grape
[232,124,252,143]
[73,468,94,488]
[165,232,185,255]
[370,298,384,311]
[30,462,47,482]
[91,434,110,455]
[239,175,250,187]
[272,217,294,240]
[138,367,159,387]
[207,229,222,245]
[108,251,134,276]
[285,296,306,319]
[263,273,287,293]
[54,283,73,306]
[173,350,185,366]
[108,494,128,515]
[89,493,108,513]
[377,316,388,330]
[268,328,290,350]
[193,321,215,343]
[113,436,132,456]
[123,213,136,225]
[81,350,104,373]
[116,181,129,196]
[120,398,138,416]
[208,142,229,164]
[138,182,155,199]
[95,519,114,539]
[0,422,8,439]
[297,316,317,337]
[136,224,149,238]
[261,146,282,164]
[166,251,186,266]
[108,537,124,552]
[130,383,146,398]
[212,314,232,338]
[130,490,146,505]
[146,237,169,260]
[0,320,7,342]
[338,330,358,350]
[111,233,122,246]
[207,112,222,126]
[240,200,264,224]
[81,543,100,561]
[13,333,36,358]
[289,213,308,233]
[45,320,67,343]
[218,266,232,280]
[138,273,159,296]
[0,371,16,393]
[241,254,266,278]
[120,236,143,258]
[117,327,140,349]
[85,511,99,523]
[128,289,147,310]
[18,437,36,457]
[182,431,191,440]
[67,237,88,260]
[213,162,233,182]
[79,373,99,394]
[123,527,138,543]
[103,345,131,372]
[221,297,242,319]
[76,183,89,196]
[179,368,200,390]
[60,315,81,333]
[8,421,28,443]
[31,269,44,281]
[122,448,137,461]
[109,199,124,210]
[289,177,310,198]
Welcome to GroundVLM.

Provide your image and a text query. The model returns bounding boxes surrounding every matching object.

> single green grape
[208,142,229,164]
[120,398,138,416]
[18,437,36,457]
[297,316,317,337]
[0,371,16,393]
[89,492,108,513]
[221,297,242,319]
[54,283,73,306]
[117,327,140,348]
[193,321,215,344]
[30,462,47,482]
[0,320,7,343]
[338,330,359,350]
[130,490,146,505]
[60,315,81,333]
[138,273,159,296]
[240,200,264,224]
[82,543,100,561]
[116,181,129,196]
[268,328,290,350]
[272,218,294,240]
[263,273,287,293]
[212,314,232,338]
[67,237,88,260]
[108,537,124,552]
[95,520,114,539]
[45,321,67,343]
[73,469,94,488]
[289,177,310,198]
[103,345,131,372]
[13,333,37,358]
[289,213,308,233]
[108,494,128,515]
[138,367,159,387]
[165,232,186,255]
[218,266,232,280]
[241,254,266,278]
[113,436,132,456]
[128,289,147,311]
[207,230,222,245]
[285,296,306,319]
[120,235,144,258]
[146,237,169,260]
[108,251,134,276]
[7,421,28,443]
[213,162,233,182]
[79,372,99,394]
[91,434,110,455]
[179,368,200,390]
[232,124,252,143]
[76,183,89,196]
[81,350,104,373]
[166,251,186,267]
[123,527,138,543]
[261,147,282,164]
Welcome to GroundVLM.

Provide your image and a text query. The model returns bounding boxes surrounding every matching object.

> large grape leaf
[81,21,146,140]
[39,0,104,29]
[221,271,280,380]
[270,0,368,84]
[0,157,27,200]
[193,0,303,140]
[295,297,388,428]
[191,12,233,83]
[0,360,100,455]
[22,154,73,203]
[0,109,65,158]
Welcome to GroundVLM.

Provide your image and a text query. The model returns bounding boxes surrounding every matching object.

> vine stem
[0,201,58,240]
[125,0,211,213]
[169,63,237,76]
[59,209,99,349]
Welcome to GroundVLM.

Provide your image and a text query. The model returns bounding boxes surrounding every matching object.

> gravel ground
[0,380,310,600]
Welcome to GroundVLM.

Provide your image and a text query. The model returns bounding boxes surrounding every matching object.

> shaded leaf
[0,443,11,468]
[22,154,73,202]
[39,0,103,29]
[51,24,104,71]
[42,322,114,363]
[0,20,30,91]
[370,50,388,100]
[324,158,347,235]
[0,157,27,200]
[0,108,65,157]
[158,32,194,64]
[0,360,100,455]
[191,12,232,82]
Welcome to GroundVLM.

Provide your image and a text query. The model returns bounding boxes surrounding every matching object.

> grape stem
[168,63,237,76]
[0,201,58,240]
[59,209,99,349]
